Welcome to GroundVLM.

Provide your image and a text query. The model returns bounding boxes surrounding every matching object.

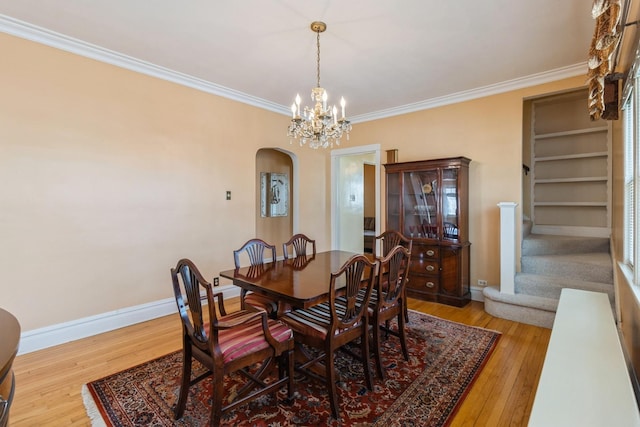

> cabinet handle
[426,250,435,256]
[426,265,435,272]
[426,282,435,288]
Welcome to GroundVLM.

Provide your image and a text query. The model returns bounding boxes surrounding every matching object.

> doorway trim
[330,144,381,250]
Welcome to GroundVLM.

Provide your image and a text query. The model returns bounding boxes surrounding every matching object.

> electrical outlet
[213,277,219,287]
[477,279,487,287]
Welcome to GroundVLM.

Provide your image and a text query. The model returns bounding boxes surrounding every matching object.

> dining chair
[234,238,279,317]
[368,245,411,380]
[374,230,412,258]
[280,254,377,420]
[374,230,413,323]
[170,258,294,426]
[282,233,316,259]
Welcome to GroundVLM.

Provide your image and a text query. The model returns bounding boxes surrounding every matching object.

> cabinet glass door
[442,168,459,240]
[404,170,439,239]
[386,172,400,231]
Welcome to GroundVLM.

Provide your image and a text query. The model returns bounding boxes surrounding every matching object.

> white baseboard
[19,285,241,355]
[471,285,485,302]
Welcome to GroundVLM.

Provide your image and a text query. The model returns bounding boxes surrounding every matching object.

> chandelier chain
[316,29,321,88]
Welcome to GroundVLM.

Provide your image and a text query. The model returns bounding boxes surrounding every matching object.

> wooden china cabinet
[384,157,471,307]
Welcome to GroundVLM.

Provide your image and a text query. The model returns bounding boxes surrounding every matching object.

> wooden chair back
[282,234,316,259]
[234,238,277,267]
[330,254,377,335]
[376,245,411,311]
[375,230,412,258]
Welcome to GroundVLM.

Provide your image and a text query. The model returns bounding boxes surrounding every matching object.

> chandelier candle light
[288,21,352,149]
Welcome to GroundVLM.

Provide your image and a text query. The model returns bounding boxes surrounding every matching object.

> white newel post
[498,202,518,295]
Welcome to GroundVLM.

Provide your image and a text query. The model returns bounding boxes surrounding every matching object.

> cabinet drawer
[412,245,439,259]
[410,258,440,275]
[407,275,439,294]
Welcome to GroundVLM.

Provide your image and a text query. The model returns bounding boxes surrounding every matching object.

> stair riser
[515,274,614,300]
[521,257,613,284]
[522,238,610,256]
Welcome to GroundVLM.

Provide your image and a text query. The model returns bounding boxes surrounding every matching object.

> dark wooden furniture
[374,230,413,258]
[233,238,279,316]
[170,258,294,426]
[220,250,363,314]
[369,245,411,380]
[280,254,376,420]
[375,230,413,322]
[0,308,20,427]
[384,157,471,307]
[282,233,316,259]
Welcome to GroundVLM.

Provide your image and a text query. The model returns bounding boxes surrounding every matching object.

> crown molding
[1,14,587,124]
[349,63,588,123]
[0,15,288,115]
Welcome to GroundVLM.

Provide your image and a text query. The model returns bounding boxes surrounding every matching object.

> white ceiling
[0,1,595,122]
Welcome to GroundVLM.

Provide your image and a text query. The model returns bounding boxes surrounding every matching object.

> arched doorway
[255,148,295,258]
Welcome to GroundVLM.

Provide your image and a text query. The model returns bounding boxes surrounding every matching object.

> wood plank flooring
[9,298,551,426]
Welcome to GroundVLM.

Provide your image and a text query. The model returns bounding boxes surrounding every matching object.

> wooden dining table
[219,250,368,316]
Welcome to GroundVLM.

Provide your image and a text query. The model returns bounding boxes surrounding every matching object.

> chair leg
[403,292,409,323]
[398,306,409,361]
[286,349,295,401]
[211,368,225,426]
[240,288,248,310]
[361,322,374,390]
[373,320,385,380]
[174,344,192,420]
[325,348,340,420]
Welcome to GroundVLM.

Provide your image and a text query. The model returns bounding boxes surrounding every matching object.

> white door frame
[330,144,381,250]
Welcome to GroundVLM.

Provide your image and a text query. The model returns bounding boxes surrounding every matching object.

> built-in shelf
[534,127,608,140]
[535,177,608,184]
[534,202,608,207]
[529,90,610,233]
[535,152,608,162]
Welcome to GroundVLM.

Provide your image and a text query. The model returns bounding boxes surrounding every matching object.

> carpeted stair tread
[482,286,557,328]
[522,234,610,256]
[520,252,613,284]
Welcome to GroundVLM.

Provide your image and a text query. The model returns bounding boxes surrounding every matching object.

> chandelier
[288,21,352,149]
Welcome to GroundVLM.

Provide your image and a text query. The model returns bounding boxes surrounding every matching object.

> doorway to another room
[331,144,381,253]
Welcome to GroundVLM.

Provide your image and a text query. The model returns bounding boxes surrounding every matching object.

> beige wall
[2,29,624,343]
[0,33,332,330]
[348,75,587,287]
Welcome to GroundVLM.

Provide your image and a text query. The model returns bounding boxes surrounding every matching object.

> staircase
[483,223,614,328]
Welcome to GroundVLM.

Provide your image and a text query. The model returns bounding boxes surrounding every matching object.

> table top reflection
[219,250,364,309]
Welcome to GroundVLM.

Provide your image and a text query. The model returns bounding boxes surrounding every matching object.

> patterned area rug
[83,311,500,426]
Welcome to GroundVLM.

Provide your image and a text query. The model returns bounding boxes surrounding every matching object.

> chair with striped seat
[234,238,279,317]
[369,245,411,380]
[171,258,294,426]
[280,254,377,420]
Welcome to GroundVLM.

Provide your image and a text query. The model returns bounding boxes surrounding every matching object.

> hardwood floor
[9,298,551,426]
